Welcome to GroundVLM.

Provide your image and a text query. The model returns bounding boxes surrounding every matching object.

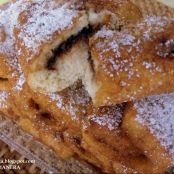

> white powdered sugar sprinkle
[0,0,26,71]
[0,0,79,61]
[0,91,8,109]
[0,0,79,91]
[90,105,124,130]
[135,93,174,159]
[13,73,25,91]
[48,85,90,121]
[18,0,79,51]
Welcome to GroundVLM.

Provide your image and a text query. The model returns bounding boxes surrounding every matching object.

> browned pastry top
[90,16,174,105]
[86,0,141,23]
[134,93,174,160]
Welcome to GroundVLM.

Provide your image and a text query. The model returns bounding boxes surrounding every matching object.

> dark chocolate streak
[47,26,92,70]
[0,77,8,81]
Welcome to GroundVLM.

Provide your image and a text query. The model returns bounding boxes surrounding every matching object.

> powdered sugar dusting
[0,0,80,63]
[90,105,124,131]
[0,0,79,91]
[95,27,114,38]
[0,0,25,72]
[93,16,174,81]
[13,72,25,91]
[94,27,142,82]
[138,16,173,41]
[18,0,79,54]
[0,0,27,88]
[0,91,8,109]
[90,16,174,103]
[49,84,90,121]
[135,93,174,159]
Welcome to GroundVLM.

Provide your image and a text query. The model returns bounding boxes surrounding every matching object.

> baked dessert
[13,0,141,96]
[0,1,148,172]
[89,16,174,106]
[0,0,174,173]
[16,0,174,107]
[123,93,174,173]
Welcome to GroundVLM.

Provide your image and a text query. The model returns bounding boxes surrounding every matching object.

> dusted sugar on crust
[88,104,124,131]
[0,1,23,88]
[0,90,17,119]
[0,91,9,109]
[135,93,174,160]
[12,0,142,95]
[89,16,174,106]
[0,1,30,93]
[13,0,90,94]
[122,93,174,173]
[81,104,160,173]
[17,1,82,53]
[14,0,88,75]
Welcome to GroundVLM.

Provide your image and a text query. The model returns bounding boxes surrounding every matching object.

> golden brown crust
[122,99,174,173]
[0,61,153,173]
[86,0,142,24]
[14,0,88,77]
[90,16,174,106]
[2,55,141,173]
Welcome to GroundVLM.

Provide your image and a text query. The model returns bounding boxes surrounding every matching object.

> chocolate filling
[87,53,95,73]
[0,77,8,81]
[47,26,93,70]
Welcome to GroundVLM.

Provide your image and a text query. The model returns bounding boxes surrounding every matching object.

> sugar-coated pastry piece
[89,16,174,106]
[14,0,141,95]
[1,0,172,173]
[0,1,25,117]
[14,0,88,91]
[0,48,154,173]
[0,0,83,160]
[0,2,23,91]
[64,104,138,174]
[123,93,174,173]
[82,104,159,173]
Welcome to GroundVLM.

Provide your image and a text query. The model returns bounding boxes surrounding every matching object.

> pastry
[0,1,145,170]
[0,0,173,173]
[16,0,174,108]
[88,16,174,106]
[81,104,156,173]
[123,93,174,173]
[13,0,141,95]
